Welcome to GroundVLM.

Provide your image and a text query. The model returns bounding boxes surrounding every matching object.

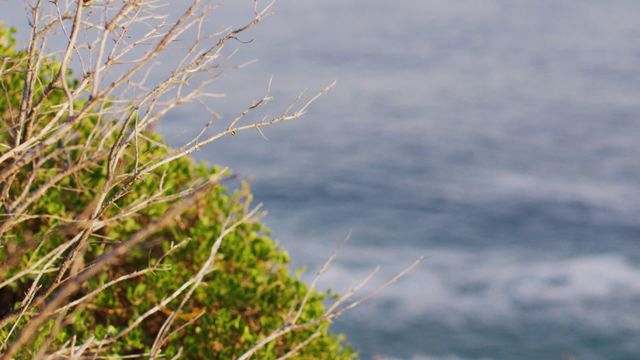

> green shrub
[0,23,354,359]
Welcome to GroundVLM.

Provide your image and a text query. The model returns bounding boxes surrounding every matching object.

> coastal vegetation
[0,2,419,358]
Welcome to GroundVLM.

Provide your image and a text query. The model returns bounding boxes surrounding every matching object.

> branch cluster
[0,1,421,358]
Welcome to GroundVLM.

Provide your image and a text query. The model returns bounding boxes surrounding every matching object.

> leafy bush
[0,22,354,359]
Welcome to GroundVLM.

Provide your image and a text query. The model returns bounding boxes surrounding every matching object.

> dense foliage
[0,25,354,359]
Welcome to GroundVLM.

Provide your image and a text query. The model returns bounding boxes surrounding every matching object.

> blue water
[6,1,640,359]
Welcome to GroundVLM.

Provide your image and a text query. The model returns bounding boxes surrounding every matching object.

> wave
[385,355,494,360]
[291,244,640,330]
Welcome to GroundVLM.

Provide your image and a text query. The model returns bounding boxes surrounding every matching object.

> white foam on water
[297,245,640,330]
[479,170,640,216]
[384,355,493,360]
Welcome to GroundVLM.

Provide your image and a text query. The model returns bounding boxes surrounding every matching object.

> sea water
[6,1,640,359]
[169,2,640,359]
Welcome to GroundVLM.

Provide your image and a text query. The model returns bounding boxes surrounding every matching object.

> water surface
[5,1,640,359]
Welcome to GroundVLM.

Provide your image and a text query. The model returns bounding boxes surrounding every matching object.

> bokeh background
[5,1,640,359]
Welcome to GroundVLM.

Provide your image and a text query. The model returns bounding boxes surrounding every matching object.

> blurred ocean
[5,1,640,359]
